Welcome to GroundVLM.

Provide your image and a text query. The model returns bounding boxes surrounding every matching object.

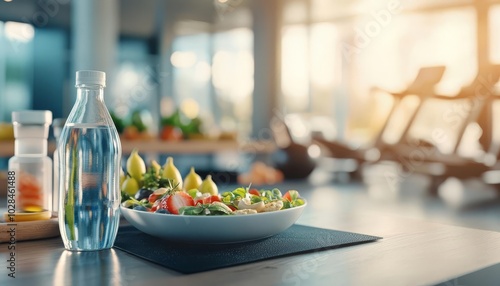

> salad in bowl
[119,150,306,243]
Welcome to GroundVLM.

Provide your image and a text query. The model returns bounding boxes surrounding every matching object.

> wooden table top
[2,183,500,286]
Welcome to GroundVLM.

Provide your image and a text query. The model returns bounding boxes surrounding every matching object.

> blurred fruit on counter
[161,109,238,141]
[122,125,139,140]
[110,105,238,142]
[0,123,14,141]
[160,125,183,141]
[111,109,155,140]
[160,109,203,141]
[237,161,284,186]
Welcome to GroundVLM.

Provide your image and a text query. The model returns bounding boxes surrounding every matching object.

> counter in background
[0,139,277,196]
[0,139,276,157]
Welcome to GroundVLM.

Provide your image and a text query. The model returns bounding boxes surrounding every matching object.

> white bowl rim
[120,199,307,220]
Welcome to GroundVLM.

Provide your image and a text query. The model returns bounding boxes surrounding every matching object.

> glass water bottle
[58,70,122,251]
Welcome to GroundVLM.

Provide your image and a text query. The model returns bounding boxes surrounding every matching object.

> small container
[7,111,53,221]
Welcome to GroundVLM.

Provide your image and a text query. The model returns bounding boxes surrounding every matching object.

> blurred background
[1,0,500,230]
[0,0,493,140]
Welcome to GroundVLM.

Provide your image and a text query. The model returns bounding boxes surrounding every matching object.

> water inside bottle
[59,123,121,251]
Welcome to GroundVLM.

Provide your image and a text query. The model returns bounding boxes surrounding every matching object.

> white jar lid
[76,70,106,87]
[12,110,52,125]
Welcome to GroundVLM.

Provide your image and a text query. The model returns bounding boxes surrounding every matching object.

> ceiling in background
[0,0,250,37]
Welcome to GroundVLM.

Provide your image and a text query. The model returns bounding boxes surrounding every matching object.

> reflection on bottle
[52,118,66,216]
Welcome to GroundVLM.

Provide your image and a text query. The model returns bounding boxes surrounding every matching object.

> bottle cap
[76,70,106,87]
[12,110,52,125]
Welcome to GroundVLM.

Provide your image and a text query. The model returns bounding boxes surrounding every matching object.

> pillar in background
[70,0,118,113]
[251,0,282,138]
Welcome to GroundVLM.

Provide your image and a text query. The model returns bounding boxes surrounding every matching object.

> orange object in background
[160,125,183,141]
[17,172,44,212]
[123,125,140,140]
[237,161,284,186]
[123,125,155,140]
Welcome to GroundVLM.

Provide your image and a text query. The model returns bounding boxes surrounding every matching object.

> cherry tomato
[194,197,208,205]
[194,195,221,205]
[283,190,299,202]
[209,195,221,203]
[249,189,260,196]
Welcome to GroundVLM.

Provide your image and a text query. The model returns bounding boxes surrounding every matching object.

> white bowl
[120,201,307,244]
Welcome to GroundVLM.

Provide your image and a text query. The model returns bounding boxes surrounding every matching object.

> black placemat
[113,224,381,274]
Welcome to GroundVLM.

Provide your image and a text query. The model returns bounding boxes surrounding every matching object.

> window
[280,1,480,146]
[213,28,254,136]
[165,27,254,137]
[0,21,35,121]
[281,25,309,113]
[350,7,477,143]
[112,39,159,134]
[489,4,500,64]
[172,33,211,110]
[310,23,340,116]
